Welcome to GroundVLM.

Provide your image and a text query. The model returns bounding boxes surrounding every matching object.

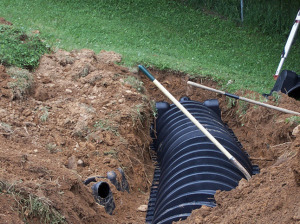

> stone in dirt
[137,205,148,212]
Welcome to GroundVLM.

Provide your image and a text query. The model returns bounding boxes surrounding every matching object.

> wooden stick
[139,65,252,180]
[187,81,300,116]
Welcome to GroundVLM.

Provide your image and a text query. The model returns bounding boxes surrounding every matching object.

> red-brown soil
[0,50,154,224]
[1,18,300,224]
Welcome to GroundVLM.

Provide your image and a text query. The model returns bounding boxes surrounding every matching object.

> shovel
[267,10,300,98]
[269,70,300,99]
[274,10,300,79]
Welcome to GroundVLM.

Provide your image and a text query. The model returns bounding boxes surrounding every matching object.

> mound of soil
[1,48,300,223]
[0,49,154,224]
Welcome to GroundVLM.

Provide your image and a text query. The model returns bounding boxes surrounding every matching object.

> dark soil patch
[0,17,12,25]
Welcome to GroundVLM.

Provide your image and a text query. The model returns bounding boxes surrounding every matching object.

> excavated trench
[88,66,266,223]
[138,68,300,224]
[87,94,259,223]
[80,65,299,223]
[80,66,261,223]
[0,47,299,224]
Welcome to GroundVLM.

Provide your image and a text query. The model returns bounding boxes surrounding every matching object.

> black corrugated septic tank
[146,97,258,224]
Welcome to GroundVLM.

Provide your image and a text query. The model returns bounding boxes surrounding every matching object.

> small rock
[227,80,233,85]
[237,178,248,190]
[79,142,86,148]
[292,124,300,136]
[0,122,12,133]
[33,149,38,153]
[65,89,72,93]
[77,159,84,166]
[105,100,117,107]
[137,205,147,212]
[186,84,194,96]
[88,95,96,99]
[106,140,114,146]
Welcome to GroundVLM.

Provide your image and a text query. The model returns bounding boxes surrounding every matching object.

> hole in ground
[141,67,300,223]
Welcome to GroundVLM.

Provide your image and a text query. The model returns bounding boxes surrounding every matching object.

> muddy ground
[0,19,300,224]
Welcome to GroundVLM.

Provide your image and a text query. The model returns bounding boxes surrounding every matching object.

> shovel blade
[269,70,300,99]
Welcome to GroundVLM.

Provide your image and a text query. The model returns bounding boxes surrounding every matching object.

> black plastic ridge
[146,97,258,224]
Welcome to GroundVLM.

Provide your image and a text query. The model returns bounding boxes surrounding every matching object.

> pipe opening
[97,182,110,198]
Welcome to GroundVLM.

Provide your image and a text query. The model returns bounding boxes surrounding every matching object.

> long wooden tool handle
[187,81,300,116]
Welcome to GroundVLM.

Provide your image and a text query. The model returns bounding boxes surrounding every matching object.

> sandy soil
[1,17,300,224]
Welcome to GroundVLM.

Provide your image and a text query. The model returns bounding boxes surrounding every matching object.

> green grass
[124,76,145,93]
[0,0,299,93]
[94,119,119,135]
[6,66,34,99]
[0,24,50,69]
[187,0,299,35]
[0,180,66,224]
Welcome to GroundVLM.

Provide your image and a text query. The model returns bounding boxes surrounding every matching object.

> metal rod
[187,81,300,116]
[139,65,251,180]
[240,0,244,23]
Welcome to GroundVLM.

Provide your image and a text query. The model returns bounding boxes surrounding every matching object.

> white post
[240,0,244,23]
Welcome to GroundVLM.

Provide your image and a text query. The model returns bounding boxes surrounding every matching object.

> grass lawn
[0,0,299,93]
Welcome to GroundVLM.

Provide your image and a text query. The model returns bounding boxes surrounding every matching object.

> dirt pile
[0,49,154,223]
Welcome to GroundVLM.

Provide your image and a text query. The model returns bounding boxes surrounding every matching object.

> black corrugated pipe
[146,97,257,224]
[91,181,115,215]
[84,167,129,215]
